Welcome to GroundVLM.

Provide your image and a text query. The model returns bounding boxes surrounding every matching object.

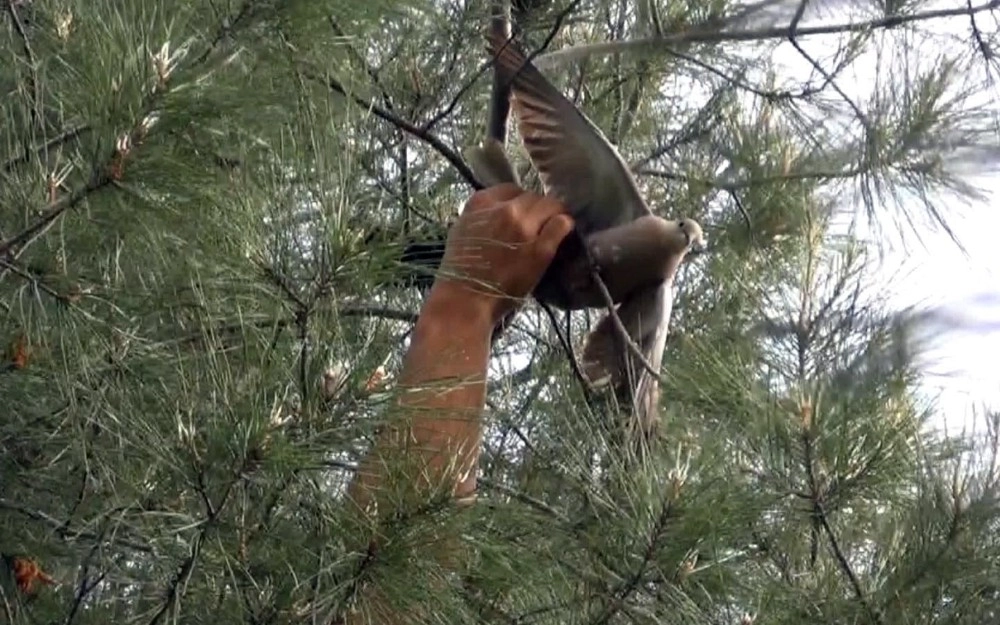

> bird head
[670,218,706,254]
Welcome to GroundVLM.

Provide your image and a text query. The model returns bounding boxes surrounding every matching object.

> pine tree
[2,0,998,624]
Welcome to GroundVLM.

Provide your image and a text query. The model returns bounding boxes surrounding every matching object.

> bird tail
[581,282,673,442]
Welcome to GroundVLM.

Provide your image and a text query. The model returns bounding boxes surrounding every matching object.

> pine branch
[589,493,675,625]
[312,72,483,190]
[540,302,596,400]
[478,477,569,522]
[146,468,238,625]
[5,0,42,133]
[536,0,1000,66]
[787,0,874,152]
[62,541,106,625]
[967,0,995,63]
[0,166,114,259]
[0,257,75,306]
[0,497,154,553]
[339,306,419,323]
[1,125,90,175]
[817,505,883,625]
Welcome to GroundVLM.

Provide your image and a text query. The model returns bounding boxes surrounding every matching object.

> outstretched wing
[486,31,650,234]
[581,281,673,439]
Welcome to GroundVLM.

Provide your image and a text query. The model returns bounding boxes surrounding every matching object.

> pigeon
[466,32,706,439]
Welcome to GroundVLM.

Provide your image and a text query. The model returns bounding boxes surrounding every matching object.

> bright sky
[768,0,1000,434]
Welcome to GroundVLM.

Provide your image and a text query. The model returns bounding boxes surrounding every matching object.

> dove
[466,32,705,439]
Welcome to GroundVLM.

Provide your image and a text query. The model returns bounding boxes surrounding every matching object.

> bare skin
[342,184,573,623]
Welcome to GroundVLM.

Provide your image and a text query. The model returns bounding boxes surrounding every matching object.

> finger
[533,213,575,263]
[462,183,523,215]
[512,193,571,233]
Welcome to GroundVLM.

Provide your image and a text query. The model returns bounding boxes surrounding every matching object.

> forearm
[347,281,495,513]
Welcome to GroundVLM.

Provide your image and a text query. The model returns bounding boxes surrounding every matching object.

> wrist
[420,280,499,333]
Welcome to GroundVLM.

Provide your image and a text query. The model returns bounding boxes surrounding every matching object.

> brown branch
[636,167,864,190]
[147,470,237,625]
[0,167,114,258]
[190,1,256,67]
[589,493,675,625]
[0,257,75,305]
[477,477,569,521]
[787,0,873,149]
[328,16,398,113]
[423,60,494,133]
[801,401,882,624]
[313,72,483,189]
[339,306,419,323]
[817,505,883,625]
[1,125,90,175]
[967,0,995,62]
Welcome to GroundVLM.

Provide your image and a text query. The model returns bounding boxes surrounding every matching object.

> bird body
[468,31,705,437]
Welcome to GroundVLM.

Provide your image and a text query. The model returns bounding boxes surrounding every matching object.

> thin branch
[312,72,482,189]
[636,166,864,190]
[968,0,995,62]
[0,498,154,553]
[146,533,205,625]
[147,471,238,625]
[189,1,256,67]
[1,125,91,175]
[818,505,883,625]
[63,540,107,625]
[5,0,42,133]
[422,59,494,132]
[0,168,113,258]
[0,257,75,305]
[535,1,1000,67]
[589,264,662,381]
[788,0,874,152]
[339,306,418,323]
[589,492,675,625]
[328,16,398,112]
[540,302,595,400]
[477,477,569,521]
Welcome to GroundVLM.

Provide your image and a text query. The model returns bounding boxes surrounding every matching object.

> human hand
[434,183,574,325]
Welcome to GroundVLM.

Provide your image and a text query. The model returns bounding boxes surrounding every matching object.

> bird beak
[688,234,707,253]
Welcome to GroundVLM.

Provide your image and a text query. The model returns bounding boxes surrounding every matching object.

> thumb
[534,213,575,263]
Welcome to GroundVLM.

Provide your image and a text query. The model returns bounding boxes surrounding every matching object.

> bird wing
[486,32,650,234]
[581,281,673,438]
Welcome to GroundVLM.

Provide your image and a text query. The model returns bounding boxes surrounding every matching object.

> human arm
[345,183,574,515]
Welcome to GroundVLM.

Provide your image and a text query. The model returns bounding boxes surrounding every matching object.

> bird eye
[678,220,687,229]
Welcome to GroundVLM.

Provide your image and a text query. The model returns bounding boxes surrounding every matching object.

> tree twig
[535,1,1000,66]
[588,265,662,382]
[818,505,883,625]
[312,72,482,189]
[1,125,91,175]
[0,497,153,553]
[5,0,42,132]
